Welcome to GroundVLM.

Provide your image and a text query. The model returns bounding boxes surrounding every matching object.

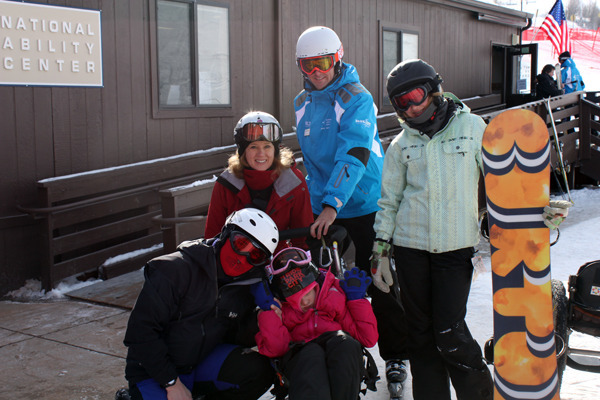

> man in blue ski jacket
[293,25,409,399]
[559,51,585,94]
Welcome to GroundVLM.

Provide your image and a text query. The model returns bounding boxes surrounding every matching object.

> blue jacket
[293,63,383,218]
[560,58,585,94]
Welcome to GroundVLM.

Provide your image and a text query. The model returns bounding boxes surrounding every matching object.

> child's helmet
[270,247,319,299]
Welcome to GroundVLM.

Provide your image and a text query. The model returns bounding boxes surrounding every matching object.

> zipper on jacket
[356,182,367,195]
[215,290,222,317]
[333,164,350,188]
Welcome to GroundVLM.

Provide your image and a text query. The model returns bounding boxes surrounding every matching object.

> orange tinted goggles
[391,86,428,111]
[299,55,335,75]
[241,123,282,142]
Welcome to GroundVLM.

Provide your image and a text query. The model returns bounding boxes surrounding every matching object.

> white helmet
[223,208,279,256]
[296,26,344,65]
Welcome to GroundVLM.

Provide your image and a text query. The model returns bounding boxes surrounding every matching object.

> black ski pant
[326,211,409,361]
[281,331,362,400]
[394,246,493,400]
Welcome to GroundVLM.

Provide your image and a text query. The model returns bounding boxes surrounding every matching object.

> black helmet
[558,51,570,62]
[386,59,443,112]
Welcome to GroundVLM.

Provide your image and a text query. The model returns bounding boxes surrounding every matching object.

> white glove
[543,200,572,230]
[370,240,394,293]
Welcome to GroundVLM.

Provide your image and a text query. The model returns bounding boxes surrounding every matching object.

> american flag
[540,0,571,55]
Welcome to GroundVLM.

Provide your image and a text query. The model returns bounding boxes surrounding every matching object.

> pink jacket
[256,271,378,358]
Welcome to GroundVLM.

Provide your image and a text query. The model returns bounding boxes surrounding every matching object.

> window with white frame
[156,0,230,108]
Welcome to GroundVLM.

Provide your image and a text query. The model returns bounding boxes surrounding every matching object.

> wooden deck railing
[20,93,599,289]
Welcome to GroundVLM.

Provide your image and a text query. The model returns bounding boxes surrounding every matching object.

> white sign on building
[0,0,102,87]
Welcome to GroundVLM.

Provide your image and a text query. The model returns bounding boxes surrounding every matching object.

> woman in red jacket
[205,111,313,250]
[255,247,378,400]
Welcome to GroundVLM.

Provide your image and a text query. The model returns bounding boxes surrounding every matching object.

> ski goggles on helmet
[298,55,335,75]
[391,86,429,111]
[240,123,282,143]
[269,248,318,298]
[229,231,270,267]
[266,247,312,277]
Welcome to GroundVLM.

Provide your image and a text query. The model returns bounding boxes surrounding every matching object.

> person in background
[559,51,585,94]
[536,64,562,99]
[292,25,409,398]
[205,111,313,251]
[374,59,494,400]
[122,208,279,400]
[255,247,378,399]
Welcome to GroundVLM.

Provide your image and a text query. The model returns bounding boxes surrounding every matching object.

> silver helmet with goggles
[233,111,283,156]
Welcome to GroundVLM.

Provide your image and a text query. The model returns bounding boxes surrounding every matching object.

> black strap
[362,348,381,391]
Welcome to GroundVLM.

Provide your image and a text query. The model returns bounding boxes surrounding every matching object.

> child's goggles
[230,231,270,267]
[268,247,317,298]
[298,55,335,75]
[266,247,312,277]
[391,86,429,111]
[240,123,282,142]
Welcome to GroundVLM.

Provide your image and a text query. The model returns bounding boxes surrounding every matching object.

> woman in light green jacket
[371,59,493,400]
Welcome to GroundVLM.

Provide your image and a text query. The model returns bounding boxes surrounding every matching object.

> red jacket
[205,165,314,251]
[255,270,378,358]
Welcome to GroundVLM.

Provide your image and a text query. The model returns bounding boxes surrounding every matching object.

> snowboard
[482,109,560,400]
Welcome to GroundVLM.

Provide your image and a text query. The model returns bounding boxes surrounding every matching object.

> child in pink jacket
[253,247,378,400]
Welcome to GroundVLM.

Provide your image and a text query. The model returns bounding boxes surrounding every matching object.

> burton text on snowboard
[482,109,560,400]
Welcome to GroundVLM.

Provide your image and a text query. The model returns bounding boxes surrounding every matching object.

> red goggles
[240,123,282,142]
[298,55,335,75]
[391,86,429,111]
[230,231,269,266]
[266,247,312,277]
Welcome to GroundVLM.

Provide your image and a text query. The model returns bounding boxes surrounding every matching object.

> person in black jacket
[535,64,562,99]
[122,208,280,400]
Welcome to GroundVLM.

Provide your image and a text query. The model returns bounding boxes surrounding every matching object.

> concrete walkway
[0,299,130,399]
[0,296,403,400]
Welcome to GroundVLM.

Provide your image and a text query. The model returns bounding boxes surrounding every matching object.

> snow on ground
[6,276,100,302]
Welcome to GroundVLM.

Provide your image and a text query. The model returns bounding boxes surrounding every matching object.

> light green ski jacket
[374,94,486,253]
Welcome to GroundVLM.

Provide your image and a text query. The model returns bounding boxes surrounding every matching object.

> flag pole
[528,11,541,43]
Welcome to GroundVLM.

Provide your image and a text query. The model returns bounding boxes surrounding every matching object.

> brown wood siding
[0,0,528,295]
[276,0,516,129]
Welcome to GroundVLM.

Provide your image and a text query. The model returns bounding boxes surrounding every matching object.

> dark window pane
[157,0,193,106]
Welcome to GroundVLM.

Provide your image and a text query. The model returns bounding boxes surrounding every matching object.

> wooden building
[0,0,533,295]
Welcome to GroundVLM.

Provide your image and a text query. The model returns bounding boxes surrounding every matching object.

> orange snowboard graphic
[482,109,560,400]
